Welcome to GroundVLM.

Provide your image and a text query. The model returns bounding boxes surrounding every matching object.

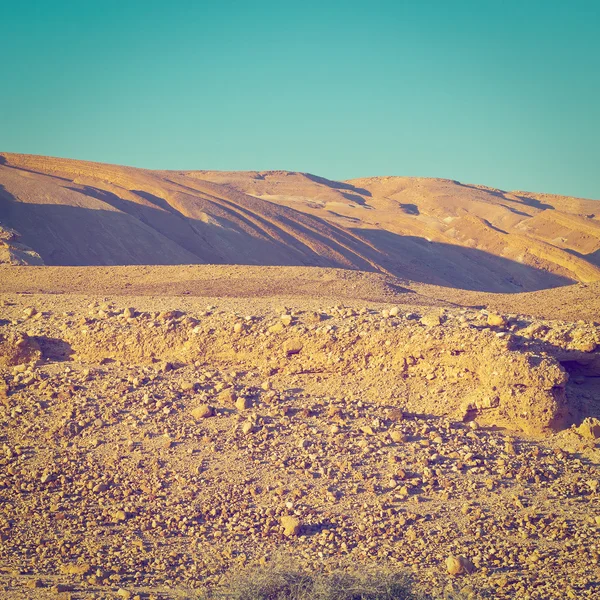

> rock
[390,431,406,443]
[114,510,128,522]
[123,307,136,319]
[23,307,38,318]
[241,421,253,435]
[283,339,303,356]
[389,306,400,317]
[280,515,301,536]
[576,418,600,440]
[446,555,475,576]
[268,322,285,334]
[421,313,441,327]
[191,405,214,419]
[219,389,237,404]
[26,579,44,588]
[235,396,249,411]
[52,584,74,593]
[61,562,91,575]
[117,589,132,599]
[487,313,508,327]
[476,395,500,410]
[180,381,195,392]
[280,314,293,326]
[158,310,181,320]
[40,472,56,484]
[387,408,404,422]
[233,322,243,334]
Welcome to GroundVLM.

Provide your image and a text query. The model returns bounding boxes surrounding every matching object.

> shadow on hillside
[353,228,574,292]
[303,173,372,197]
[399,203,419,215]
[0,179,575,293]
[566,247,600,268]
[458,182,555,211]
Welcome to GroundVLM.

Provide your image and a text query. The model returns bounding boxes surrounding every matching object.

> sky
[2,0,599,198]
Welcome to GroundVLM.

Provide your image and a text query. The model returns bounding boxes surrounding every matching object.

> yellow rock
[60,562,91,575]
[576,418,600,440]
[280,515,300,536]
[487,313,508,327]
[446,555,475,575]
[268,322,285,334]
[219,389,237,404]
[235,396,249,411]
[191,405,213,419]
[283,339,303,356]
[390,431,405,443]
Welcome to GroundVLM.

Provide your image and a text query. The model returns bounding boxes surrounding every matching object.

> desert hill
[1,152,599,292]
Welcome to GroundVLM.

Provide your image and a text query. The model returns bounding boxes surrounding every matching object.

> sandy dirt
[1,265,599,599]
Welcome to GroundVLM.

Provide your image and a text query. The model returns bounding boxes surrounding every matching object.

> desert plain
[0,153,599,599]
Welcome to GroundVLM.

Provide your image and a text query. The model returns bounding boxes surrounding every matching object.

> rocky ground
[1,285,599,599]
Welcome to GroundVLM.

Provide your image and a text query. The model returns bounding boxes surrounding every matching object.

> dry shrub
[203,560,424,600]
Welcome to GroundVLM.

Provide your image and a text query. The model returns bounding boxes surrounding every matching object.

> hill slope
[1,152,599,292]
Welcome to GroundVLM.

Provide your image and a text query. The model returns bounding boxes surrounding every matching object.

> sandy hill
[1,152,599,292]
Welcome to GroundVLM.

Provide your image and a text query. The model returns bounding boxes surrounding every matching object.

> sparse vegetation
[205,562,425,600]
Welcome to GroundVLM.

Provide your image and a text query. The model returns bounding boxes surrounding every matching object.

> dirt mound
[0,331,41,367]
[2,153,599,291]
[2,295,598,435]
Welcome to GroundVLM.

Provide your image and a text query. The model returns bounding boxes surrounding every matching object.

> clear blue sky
[2,1,599,198]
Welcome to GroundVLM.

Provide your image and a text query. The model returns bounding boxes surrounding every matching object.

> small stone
[233,322,243,334]
[241,421,253,435]
[191,405,213,419]
[52,584,74,593]
[235,396,249,411]
[219,389,237,404]
[389,306,400,317]
[280,314,293,326]
[576,418,600,440]
[283,339,303,356]
[268,322,285,334]
[446,555,475,576]
[123,307,136,319]
[280,515,301,536]
[180,381,195,392]
[61,562,91,575]
[421,313,442,327]
[390,431,406,443]
[117,589,132,599]
[23,307,38,318]
[387,408,404,422]
[487,313,508,327]
[27,579,44,588]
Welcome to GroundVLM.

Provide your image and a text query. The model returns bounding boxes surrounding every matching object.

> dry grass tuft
[202,561,425,600]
